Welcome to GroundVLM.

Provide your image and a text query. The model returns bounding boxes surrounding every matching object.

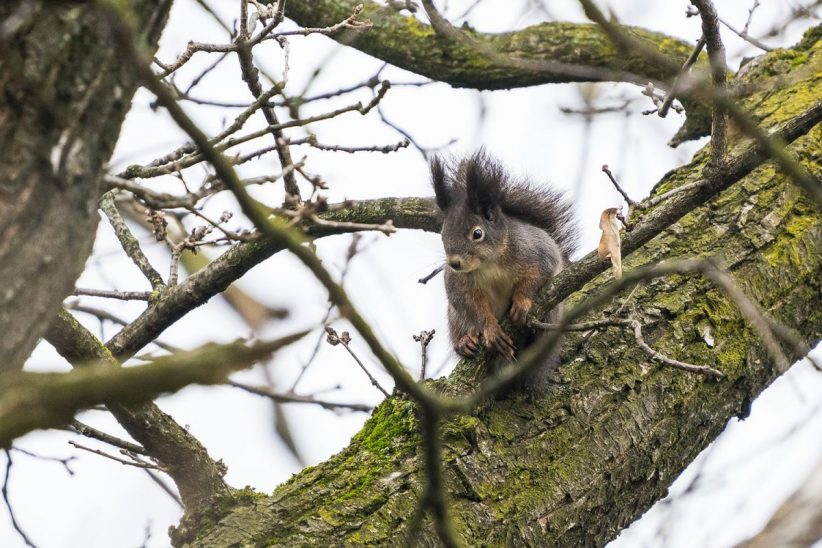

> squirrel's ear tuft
[431,155,450,210]
[465,150,502,220]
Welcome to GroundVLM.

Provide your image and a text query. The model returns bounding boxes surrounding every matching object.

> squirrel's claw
[455,332,481,358]
[509,299,532,327]
[484,324,516,361]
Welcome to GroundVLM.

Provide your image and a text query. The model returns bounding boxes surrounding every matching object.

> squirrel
[431,150,577,386]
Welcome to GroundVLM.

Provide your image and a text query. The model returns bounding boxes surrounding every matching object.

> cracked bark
[0,1,172,372]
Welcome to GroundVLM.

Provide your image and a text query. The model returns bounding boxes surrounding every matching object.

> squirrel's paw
[509,297,533,327]
[484,324,516,361]
[455,332,481,358]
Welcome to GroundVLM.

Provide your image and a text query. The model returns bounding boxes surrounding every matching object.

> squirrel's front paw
[509,297,533,327]
[483,324,516,361]
[455,332,481,358]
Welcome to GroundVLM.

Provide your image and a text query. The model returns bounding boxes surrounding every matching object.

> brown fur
[433,151,577,389]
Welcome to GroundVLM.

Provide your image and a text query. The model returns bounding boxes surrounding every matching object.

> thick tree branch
[0,330,306,448]
[533,95,822,321]
[183,33,822,547]
[284,1,698,89]
[44,310,233,520]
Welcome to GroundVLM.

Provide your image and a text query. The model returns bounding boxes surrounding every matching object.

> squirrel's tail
[501,179,578,260]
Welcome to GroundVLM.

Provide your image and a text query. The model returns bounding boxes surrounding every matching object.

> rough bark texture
[184,29,822,547]
[0,1,172,372]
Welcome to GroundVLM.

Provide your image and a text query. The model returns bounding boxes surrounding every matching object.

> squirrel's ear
[431,156,450,210]
[465,151,502,220]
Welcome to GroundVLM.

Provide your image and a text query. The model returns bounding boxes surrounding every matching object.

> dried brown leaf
[597,207,623,278]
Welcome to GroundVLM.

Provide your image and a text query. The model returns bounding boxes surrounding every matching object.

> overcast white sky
[3,1,821,546]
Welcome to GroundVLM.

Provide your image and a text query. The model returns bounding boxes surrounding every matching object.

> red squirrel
[432,151,577,386]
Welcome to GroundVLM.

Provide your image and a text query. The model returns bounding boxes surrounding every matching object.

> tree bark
[0,1,172,372]
[182,28,822,548]
[285,0,696,88]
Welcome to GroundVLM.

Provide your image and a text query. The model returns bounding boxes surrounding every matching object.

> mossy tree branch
[179,30,822,547]
[284,0,698,89]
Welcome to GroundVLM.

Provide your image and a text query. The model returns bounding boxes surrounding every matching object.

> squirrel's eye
[471,228,484,241]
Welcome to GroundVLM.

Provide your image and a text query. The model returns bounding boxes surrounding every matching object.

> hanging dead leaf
[597,207,623,278]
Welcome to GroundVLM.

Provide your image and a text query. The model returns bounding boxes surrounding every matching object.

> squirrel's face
[431,151,509,273]
[441,203,507,273]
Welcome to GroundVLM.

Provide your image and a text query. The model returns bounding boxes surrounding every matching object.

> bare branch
[102,7,439,408]
[68,441,161,471]
[1,330,309,446]
[69,420,147,455]
[414,330,436,381]
[658,36,706,118]
[2,451,37,548]
[72,288,153,301]
[229,381,372,412]
[99,192,165,289]
[691,0,729,169]
[601,165,636,206]
[325,327,390,398]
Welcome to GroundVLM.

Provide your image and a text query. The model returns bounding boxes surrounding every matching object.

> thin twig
[69,420,147,454]
[2,451,37,548]
[644,180,709,208]
[325,327,390,397]
[601,165,636,206]
[229,381,373,412]
[414,330,436,381]
[717,1,772,53]
[308,138,409,154]
[73,288,153,301]
[68,441,162,470]
[100,192,165,288]
[658,36,706,118]
[418,265,445,285]
[533,317,724,377]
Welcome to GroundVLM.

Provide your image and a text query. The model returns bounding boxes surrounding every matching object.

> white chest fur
[472,263,515,318]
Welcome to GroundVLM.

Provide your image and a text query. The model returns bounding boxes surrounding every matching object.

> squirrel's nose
[448,257,462,271]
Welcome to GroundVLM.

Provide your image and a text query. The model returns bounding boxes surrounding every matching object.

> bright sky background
[3,1,820,546]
